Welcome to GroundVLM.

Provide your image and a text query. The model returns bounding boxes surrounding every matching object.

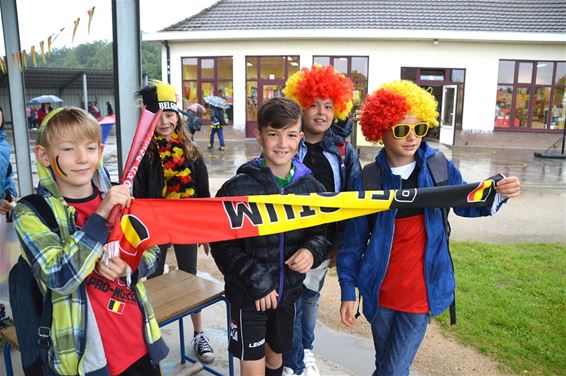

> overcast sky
[0,0,218,55]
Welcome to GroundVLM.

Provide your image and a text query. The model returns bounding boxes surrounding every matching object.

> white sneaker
[303,349,320,376]
[283,366,304,376]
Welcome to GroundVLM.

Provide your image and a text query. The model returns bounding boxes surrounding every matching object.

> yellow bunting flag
[0,57,6,74]
[39,41,46,63]
[31,46,37,67]
[87,6,95,34]
[72,17,80,43]
[21,50,27,69]
[47,36,53,56]
[14,53,21,71]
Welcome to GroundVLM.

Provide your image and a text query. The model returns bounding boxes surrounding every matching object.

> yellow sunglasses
[391,122,429,139]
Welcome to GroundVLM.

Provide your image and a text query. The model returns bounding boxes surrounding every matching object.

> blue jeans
[370,306,429,376]
[283,287,320,374]
[209,124,225,147]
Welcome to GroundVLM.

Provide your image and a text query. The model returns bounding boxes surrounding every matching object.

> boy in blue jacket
[337,80,520,376]
[282,65,361,376]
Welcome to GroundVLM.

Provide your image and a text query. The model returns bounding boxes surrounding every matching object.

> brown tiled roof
[163,0,566,33]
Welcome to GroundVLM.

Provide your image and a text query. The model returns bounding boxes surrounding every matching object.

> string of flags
[0,6,95,74]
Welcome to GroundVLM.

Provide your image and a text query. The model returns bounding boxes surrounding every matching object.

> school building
[144,0,566,149]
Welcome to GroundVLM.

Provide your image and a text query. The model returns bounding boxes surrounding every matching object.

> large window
[495,60,565,131]
[313,56,369,110]
[181,57,233,123]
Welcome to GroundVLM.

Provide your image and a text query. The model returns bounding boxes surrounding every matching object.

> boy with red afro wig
[281,65,361,376]
[337,79,520,375]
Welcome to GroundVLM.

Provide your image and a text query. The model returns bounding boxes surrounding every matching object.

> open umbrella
[28,95,63,104]
[204,95,229,110]
[188,103,206,113]
[98,114,115,144]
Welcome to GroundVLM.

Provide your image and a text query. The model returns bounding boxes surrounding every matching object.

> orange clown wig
[283,65,354,121]
[360,80,439,142]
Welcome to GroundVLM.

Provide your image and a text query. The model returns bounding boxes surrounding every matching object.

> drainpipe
[165,40,171,84]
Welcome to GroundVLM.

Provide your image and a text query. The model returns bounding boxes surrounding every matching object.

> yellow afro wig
[283,65,354,121]
[360,80,439,142]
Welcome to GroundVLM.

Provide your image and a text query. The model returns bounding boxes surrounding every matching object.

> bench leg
[222,297,234,376]
[179,317,186,365]
[3,341,13,376]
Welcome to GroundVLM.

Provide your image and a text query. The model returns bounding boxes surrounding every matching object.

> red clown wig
[283,65,354,121]
[360,80,439,142]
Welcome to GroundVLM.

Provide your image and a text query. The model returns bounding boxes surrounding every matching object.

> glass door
[439,85,457,145]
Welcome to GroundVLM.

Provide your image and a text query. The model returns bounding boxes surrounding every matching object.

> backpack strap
[15,194,57,361]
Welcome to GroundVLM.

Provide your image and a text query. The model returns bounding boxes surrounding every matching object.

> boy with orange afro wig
[282,65,361,376]
[337,80,520,375]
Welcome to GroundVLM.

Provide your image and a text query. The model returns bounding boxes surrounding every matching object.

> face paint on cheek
[51,156,68,177]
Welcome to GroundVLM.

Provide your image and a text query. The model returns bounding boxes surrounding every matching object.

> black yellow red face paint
[51,156,67,177]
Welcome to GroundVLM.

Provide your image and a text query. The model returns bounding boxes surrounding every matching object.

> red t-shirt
[67,192,148,375]
[378,214,429,313]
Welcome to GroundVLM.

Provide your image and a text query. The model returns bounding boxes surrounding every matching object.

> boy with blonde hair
[13,107,168,375]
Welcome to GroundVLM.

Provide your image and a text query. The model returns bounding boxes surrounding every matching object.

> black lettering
[357,191,366,199]
[320,206,340,214]
[223,202,263,229]
[371,191,390,201]
[317,192,339,198]
[265,203,278,222]
[299,206,316,218]
[284,204,295,220]
[394,189,417,203]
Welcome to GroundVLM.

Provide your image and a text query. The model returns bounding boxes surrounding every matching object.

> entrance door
[439,85,457,145]
[245,81,284,137]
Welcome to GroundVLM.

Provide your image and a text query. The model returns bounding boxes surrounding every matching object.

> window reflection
[536,62,553,85]
[498,61,515,83]
[518,62,533,83]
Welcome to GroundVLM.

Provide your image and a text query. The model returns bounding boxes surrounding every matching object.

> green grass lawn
[436,242,566,375]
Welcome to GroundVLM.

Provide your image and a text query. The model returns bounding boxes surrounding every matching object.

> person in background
[133,81,215,364]
[281,64,361,376]
[37,103,52,127]
[106,101,114,116]
[0,105,17,216]
[208,105,226,151]
[181,106,203,138]
[337,80,521,376]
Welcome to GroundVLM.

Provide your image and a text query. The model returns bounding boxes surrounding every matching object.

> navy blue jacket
[337,141,506,321]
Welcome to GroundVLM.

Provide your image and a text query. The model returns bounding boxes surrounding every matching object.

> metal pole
[112,0,142,177]
[1,0,33,195]
[83,73,89,111]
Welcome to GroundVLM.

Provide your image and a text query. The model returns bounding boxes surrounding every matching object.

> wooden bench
[1,270,233,376]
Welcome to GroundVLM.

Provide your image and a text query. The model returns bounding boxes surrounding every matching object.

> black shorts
[229,303,295,360]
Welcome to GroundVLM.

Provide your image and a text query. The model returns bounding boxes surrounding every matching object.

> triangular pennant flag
[47,36,53,56]
[72,17,80,43]
[21,50,27,69]
[51,27,65,46]
[15,52,21,71]
[0,57,6,74]
[40,41,46,63]
[31,45,37,67]
[87,6,95,34]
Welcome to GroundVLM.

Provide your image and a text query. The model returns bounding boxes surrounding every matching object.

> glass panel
[201,82,213,122]
[314,56,330,66]
[351,57,368,80]
[401,67,418,82]
[247,81,258,122]
[201,58,215,79]
[352,81,367,107]
[451,69,465,83]
[495,85,514,128]
[182,58,198,80]
[551,87,565,130]
[263,83,283,101]
[260,56,285,80]
[246,57,258,79]
[531,87,551,129]
[420,69,444,81]
[556,62,566,85]
[536,62,553,85]
[287,56,300,75]
[442,87,456,126]
[182,81,198,110]
[497,61,515,83]
[518,62,533,84]
[333,57,348,74]
[217,57,233,80]
[514,87,530,128]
